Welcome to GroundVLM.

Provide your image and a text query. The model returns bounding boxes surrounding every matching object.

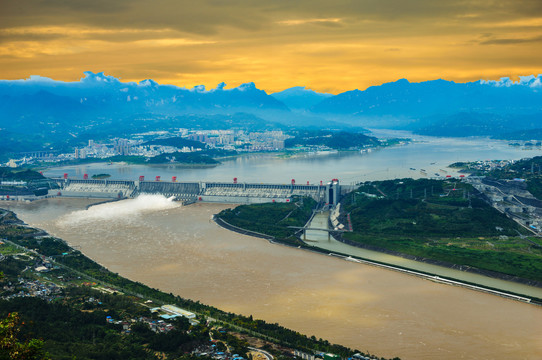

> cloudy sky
[1,0,541,93]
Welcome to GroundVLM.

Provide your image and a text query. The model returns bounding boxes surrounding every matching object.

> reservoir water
[4,134,542,359]
[42,133,542,184]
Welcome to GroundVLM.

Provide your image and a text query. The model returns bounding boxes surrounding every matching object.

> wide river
[4,134,542,359]
[42,131,542,185]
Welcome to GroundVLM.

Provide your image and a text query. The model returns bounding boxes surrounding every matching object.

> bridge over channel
[51,178,350,205]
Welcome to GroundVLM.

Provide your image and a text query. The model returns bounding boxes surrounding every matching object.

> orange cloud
[0,1,540,93]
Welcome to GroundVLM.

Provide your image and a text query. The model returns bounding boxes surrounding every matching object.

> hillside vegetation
[218,198,316,246]
[341,179,542,282]
[285,130,379,149]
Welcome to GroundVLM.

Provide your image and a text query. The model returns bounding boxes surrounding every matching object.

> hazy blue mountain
[3,73,542,141]
[308,75,542,136]
[311,76,542,117]
[271,86,333,111]
[493,128,542,140]
[0,72,288,119]
[0,72,354,140]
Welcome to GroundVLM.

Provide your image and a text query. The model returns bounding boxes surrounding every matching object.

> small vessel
[410,167,416,170]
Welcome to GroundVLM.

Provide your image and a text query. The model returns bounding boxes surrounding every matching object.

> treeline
[0,168,44,181]
[0,291,211,359]
[147,152,219,165]
[285,130,380,149]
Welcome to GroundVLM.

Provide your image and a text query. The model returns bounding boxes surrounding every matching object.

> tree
[0,313,50,360]
[0,272,49,359]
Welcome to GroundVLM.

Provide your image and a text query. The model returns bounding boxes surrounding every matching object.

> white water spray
[57,194,180,227]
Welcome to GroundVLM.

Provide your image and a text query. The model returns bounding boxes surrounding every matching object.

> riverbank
[0,206,376,360]
[214,208,542,303]
[334,232,542,289]
[6,198,542,360]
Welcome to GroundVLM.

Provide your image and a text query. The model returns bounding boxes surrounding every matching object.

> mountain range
[1,72,542,150]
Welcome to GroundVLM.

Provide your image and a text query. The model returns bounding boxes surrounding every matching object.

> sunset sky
[1,0,541,93]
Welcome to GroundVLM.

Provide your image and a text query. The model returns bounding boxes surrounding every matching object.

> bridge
[50,177,350,205]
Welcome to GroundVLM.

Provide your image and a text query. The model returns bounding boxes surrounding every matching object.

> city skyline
[1,0,541,93]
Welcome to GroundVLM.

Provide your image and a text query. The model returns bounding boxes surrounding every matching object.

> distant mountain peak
[81,71,122,84]
[191,84,207,92]
[271,86,333,110]
[311,74,542,117]
[235,82,257,91]
[138,79,159,87]
[27,75,56,83]
[214,82,227,91]
[480,74,542,88]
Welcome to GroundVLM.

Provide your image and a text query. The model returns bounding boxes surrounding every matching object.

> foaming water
[57,195,179,227]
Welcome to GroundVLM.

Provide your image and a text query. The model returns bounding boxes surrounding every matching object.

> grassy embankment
[217,198,317,246]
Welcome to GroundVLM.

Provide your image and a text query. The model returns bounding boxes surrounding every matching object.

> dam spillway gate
[51,178,351,205]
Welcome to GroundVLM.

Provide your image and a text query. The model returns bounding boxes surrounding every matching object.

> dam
[46,177,348,205]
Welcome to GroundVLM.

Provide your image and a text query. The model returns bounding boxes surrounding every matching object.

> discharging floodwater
[2,198,541,360]
[305,212,542,299]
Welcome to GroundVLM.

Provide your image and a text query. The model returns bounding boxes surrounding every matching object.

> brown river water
[2,197,542,360]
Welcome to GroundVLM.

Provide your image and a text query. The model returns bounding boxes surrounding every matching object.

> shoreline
[0,206,379,360]
[213,213,542,304]
[6,194,542,303]
[32,147,392,174]
[334,233,542,289]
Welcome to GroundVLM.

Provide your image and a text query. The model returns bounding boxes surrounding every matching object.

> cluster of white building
[186,129,287,151]
[462,159,516,172]
[5,128,290,167]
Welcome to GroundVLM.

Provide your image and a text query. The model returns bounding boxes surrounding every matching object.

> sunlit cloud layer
[1,0,541,93]
[277,18,343,26]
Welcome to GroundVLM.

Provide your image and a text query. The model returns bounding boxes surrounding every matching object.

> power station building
[325,179,340,206]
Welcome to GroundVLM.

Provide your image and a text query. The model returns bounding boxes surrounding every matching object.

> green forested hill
[341,179,542,283]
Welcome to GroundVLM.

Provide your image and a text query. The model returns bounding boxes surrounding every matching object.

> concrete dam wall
[51,178,338,204]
